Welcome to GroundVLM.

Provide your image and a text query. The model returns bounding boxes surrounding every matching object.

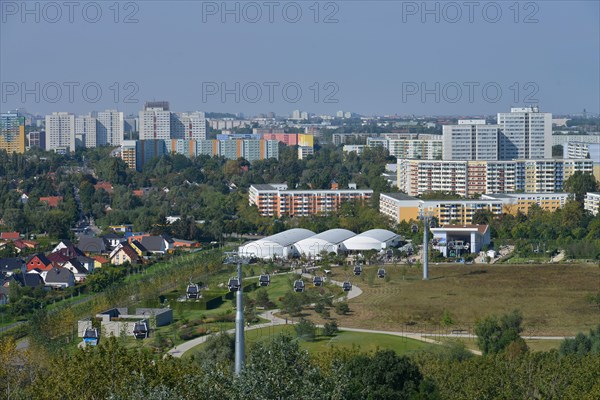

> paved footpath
[166,274,570,358]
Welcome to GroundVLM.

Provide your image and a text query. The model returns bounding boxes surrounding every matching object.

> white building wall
[45,112,75,152]
[97,110,124,146]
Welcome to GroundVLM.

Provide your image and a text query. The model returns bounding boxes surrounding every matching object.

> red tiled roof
[13,239,38,250]
[92,255,109,264]
[47,252,70,266]
[39,196,63,208]
[0,232,20,240]
[94,181,114,193]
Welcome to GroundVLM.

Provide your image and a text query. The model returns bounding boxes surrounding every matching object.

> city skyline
[1,1,598,116]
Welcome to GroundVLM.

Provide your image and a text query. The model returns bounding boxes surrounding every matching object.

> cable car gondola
[377,268,386,278]
[186,282,200,299]
[258,274,271,287]
[342,281,352,292]
[133,321,149,339]
[83,327,100,346]
[293,279,305,293]
[353,265,363,276]
[228,277,240,292]
[313,276,323,287]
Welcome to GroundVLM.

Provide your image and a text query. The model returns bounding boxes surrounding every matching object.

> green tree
[294,318,316,341]
[236,335,330,399]
[341,350,435,400]
[255,288,271,308]
[475,310,524,355]
[559,325,600,356]
[196,333,235,368]
[323,320,339,336]
[564,171,599,202]
[281,291,304,316]
[335,302,350,315]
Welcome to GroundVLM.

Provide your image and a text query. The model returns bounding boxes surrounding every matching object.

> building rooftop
[381,193,418,201]
[295,229,356,245]
[257,229,316,247]
[431,224,489,235]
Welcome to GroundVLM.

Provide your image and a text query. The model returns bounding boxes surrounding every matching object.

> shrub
[323,320,338,336]
[335,302,350,315]
[294,318,316,341]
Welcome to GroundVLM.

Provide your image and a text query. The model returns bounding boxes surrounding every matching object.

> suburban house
[13,271,45,288]
[109,243,141,266]
[172,238,201,250]
[141,235,174,255]
[13,239,39,253]
[76,256,95,272]
[62,258,92,282]
[92,255,110,269]
[0,258,25,276]
[0,232,20,241]
[47,252,71,267]
[103,233,125,249]
[78,236,109,254]
[129,240,148,258]
[27,254,54,272]
[52,240,84,258]
[127,233,150,243]
[44,268,75,288]
[108,224,134,233]
[94,181,114,193]
[39,196,63,208]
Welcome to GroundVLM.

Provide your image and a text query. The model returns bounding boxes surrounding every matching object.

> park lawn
[326,264,600,336]
[185,324,434,359]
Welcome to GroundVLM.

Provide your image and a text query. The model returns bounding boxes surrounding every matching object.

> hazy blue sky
[1,0,598,116]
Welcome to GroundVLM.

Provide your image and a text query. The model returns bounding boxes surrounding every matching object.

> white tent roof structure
[294,229,356,257]
[259,229,316,247]
[342,229,400,251]
[239,229,315,259]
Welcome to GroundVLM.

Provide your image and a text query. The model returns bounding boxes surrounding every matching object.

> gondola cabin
[353,265,363,276]
[133,321,149,339]
[293,280,305,293]
[258,274,271,287]
[228,277,240,292]
[313,276,323,287]
[186,283,200,299]
[83,328,99,346]
[377,268,386,278]
[342,281,352,292]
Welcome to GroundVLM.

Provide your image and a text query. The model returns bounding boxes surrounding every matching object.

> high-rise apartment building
[121,139,167,171]
[443,120,500,161]
[97,110,124,146]
[397,159,593,197]
[75,115,98,148]
[45,112,75,153]
[171,112,207,141]
[27,131,45,149]
[139,106,171,141]
[0,112,26,153]
[497,106,552,159]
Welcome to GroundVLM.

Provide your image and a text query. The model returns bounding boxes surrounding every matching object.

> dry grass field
[326,263,600,336]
